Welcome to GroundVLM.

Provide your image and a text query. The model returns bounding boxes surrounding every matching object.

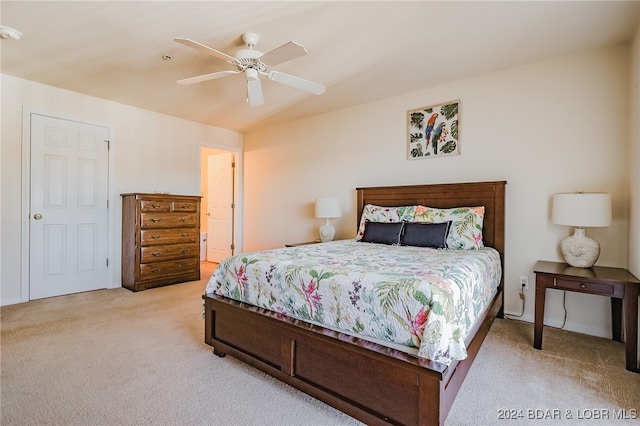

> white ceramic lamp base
[560,228,600,268]
[319,218,336,242]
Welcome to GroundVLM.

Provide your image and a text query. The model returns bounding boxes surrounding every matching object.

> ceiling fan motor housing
[234,48,266,72]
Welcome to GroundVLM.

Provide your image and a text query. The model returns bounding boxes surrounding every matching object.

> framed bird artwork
[407,100,460,159]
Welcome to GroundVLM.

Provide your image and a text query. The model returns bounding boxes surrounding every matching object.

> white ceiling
[1,1,638,133]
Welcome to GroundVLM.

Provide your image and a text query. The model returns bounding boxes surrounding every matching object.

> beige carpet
[1,263,639,426]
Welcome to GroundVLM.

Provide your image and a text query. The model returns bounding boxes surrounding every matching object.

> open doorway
[200,146,242,267]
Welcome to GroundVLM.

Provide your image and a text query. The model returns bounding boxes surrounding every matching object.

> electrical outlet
[519,275,529,290]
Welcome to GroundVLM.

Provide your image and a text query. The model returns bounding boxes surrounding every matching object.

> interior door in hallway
[29,114,109,300]
[207,153,234,263]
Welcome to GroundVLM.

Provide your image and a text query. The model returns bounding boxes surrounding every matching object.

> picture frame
[407,100,460,159]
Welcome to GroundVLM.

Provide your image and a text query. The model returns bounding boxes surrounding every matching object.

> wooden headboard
[356,180,506,265]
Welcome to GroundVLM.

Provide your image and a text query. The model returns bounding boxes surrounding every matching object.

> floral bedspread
[205,240,501,365]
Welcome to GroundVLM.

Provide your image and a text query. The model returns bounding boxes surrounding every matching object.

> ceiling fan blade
[259,41,308,67]
[269,71,325,95]
[177,70,238,85]
[174,37,237,64]
[247,79,264,106]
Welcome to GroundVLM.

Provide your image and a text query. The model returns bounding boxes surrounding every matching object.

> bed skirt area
[202,287,503,426]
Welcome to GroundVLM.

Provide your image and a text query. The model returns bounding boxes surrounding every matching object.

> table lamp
[551,192,611,268]
[315,197,341,242]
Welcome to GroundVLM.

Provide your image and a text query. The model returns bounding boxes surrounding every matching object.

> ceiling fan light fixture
[245,68,259,82]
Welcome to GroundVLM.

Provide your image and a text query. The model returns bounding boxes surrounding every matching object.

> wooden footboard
[203,287,503,426]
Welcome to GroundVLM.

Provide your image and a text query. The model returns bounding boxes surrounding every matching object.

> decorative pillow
[401,221,451,249]
[356,204,416,240]
[360,221,404,245]
[414,205,485,249]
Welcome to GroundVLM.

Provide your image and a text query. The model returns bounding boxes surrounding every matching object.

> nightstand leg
[534,274,547,349]
[611,298,622,342]
[624,283,639,372]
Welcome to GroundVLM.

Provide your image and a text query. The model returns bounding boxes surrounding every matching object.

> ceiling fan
[174,32,325,106]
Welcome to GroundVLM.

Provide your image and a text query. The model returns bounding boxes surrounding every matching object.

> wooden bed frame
[202,181,506,425]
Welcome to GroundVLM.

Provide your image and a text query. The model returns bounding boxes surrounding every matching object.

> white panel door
[207,153,234,263]
[29,114,109,300]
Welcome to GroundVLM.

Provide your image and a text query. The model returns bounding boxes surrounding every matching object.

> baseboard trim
[1,296,24,307]
[502,311,611,339]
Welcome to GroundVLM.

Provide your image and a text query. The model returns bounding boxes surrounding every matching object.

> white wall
[0,74,243,305]
[629,24,640,277]
[243,45,633,339]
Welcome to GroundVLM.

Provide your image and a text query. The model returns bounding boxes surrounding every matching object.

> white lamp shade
[552,193,611,227]
[315,197,342,219]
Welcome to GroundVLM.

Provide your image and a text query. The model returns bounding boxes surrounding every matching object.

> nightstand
[285,240,321,247]
[533,260,640,372]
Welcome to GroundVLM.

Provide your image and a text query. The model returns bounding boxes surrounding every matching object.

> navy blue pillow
[360,221,404,245]
[401,221,451,249]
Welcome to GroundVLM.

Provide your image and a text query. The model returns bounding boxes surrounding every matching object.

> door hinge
[231,161,235,168]
[105,140,110,150]
[231,203,235,209]
[106,258,109,267]
[230,244,235,250]
[106,199,109,208]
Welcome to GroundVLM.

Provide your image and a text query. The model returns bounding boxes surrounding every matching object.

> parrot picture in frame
[408,100,460,159]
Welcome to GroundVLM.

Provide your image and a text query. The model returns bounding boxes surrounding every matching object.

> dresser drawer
[141,212,197,229]
[140,228,199,246]
[139,257,199,281]
[554,278,615,296]
[171,200,198,212]
[141,243,199,263]
[140,200,171,212]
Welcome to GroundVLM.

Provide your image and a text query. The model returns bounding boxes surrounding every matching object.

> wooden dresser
[121,193,201,291]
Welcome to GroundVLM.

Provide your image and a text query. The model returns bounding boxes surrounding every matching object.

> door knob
[33,213,43,220]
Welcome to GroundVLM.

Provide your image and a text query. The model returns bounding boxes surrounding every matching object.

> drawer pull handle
[580,283,586,289]
[151,204,161,209]
[150,268,162,273]
[150,218,161,223]
[151,252,162,256]
[180,233,189,237]
[180,217,189,222]
[180,204,190,209]
[180,249,190,254]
